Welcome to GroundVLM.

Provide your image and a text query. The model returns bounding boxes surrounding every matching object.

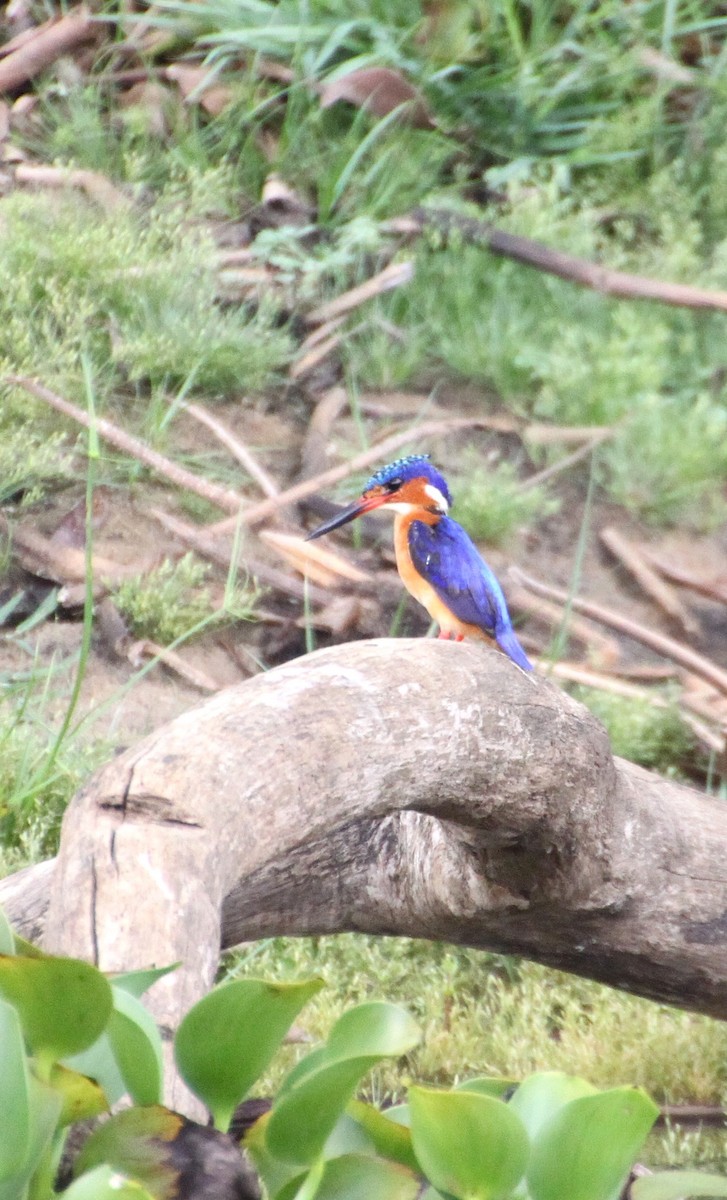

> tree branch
[2,640,726,1110]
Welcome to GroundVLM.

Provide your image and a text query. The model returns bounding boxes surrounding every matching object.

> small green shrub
[573,688,694,774]
[0,421,74,506]
[452,454,558,546]
[112,553,257,645]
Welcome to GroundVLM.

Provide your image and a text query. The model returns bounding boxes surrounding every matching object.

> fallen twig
[304,260,414,326]
[15,162,129,211]
[259,529,370,587]
[0,512,147,589]
[507,583,621,666]
[642,549,727,607]
[205,414,520,536]
[0,7,98,93]
[298,386,349,481]
[149,507,329,607]
[180,402,280,500]
[521,429,613,491]
[600,526,700,637]
[407,207,727,315]
[6,376,245,515]
[512,568,727,695]
[549,661,723,754]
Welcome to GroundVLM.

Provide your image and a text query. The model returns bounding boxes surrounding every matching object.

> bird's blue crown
[364,455,452,504]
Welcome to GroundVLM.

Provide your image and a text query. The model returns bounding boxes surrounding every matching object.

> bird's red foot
[437,630,451,640]
[454,633,465,642]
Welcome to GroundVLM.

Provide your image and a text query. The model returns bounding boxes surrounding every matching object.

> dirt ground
[3,386,727,772]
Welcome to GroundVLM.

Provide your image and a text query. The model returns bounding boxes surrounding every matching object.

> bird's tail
[495,623,533,672]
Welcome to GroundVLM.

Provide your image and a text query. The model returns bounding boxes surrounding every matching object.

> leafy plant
[1,900,726,1200]
[452,453,558,546]
[111,553,257,645]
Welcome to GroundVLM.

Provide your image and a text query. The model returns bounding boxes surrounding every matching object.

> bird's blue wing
[408,518,507,635]
[408,518,532,670]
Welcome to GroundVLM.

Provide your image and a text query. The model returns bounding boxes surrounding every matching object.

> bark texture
[1,639,726,1108]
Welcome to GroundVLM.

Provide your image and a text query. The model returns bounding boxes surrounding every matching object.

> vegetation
[2,0,727,1180]
[1,908,726,1199]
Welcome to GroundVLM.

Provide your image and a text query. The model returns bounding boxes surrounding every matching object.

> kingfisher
[306,454,532,671]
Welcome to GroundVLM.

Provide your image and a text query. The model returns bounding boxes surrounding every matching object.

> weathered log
[2,639,726,1111]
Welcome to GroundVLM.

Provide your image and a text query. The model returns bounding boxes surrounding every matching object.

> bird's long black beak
[305,493,388,541]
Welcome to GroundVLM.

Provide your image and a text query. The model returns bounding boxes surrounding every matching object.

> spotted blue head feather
[364,455,453,506]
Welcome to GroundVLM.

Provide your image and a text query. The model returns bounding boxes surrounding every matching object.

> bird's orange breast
[393,513,488,641]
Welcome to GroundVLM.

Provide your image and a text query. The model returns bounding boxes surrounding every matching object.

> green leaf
[0,997,31,1178]
[110,963,179,999]
[632,1171,727,1199]
[107,985,163,1106]
[456,1078,519,1100]
[0,954,112,1065]
[266,1003,421,1168]
[267,1056,383,1167]
[0,1076,62,1200]
[409,1086,529,1200]
[527,1086,660,1200]
[326,1002,421,1059]
[62,1164,156,1199]
[245,1111,303,1200]
[175,976,324,1131]
[48,1063,109,1126]
[73,1104,182,1196]
[508,1072,596,1142]
[347,1100,420,1173]
[64,1030,126,1107]
[0,908,14,956]
[279,1153,421,1200]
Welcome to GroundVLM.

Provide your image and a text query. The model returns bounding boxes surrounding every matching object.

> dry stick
[409,207,727,315]
[298,386,349,481]
[0,8,97,92]
[205,415,520,537]
[304,260,414,326]
[149,507,329,607]
[507,584,621,665]
[181,402,280,500]
[512,568,727,696]
[550,661,723,754]
[6,377,244,515]
[290,332,343,379]
[0,512,146,588]
[642,549,727,607]
[600,526,700,638]
[520,429,612,492]
[15,163,129,212]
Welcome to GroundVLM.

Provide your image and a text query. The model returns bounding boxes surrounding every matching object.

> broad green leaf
[49,1063,108,1126]
[347,1100,419,1172]
[62,1165,156,1199]
[245,1111,303,1199]
[175,976,324,1131]
[107,985,163,1106]
[267,1001,419,1166]
[527,1086,659,1200]
[0,997,30,1178]
[326,1002,421,1060]
[267,1055,384,1166]
[0,908,14,956]
[73,1104,182,1196]
[632,1171,727,1199]
[0,1076,62,1200]
[0,954,112,1065]
[64,1030,126,1107]
[456,1078,519,1100]
[278,1153,420,1200]
[110,963,179,999]
[10,934,46,959]
[409,1087,529,1200]
[509,1072,596,1142]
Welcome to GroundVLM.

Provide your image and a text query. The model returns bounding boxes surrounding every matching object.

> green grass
[451,452,558,546]
[227,934,727,1114]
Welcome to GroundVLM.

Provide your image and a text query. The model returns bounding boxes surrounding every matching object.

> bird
[306,454,533,671]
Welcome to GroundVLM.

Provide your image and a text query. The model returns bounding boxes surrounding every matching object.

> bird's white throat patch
[424,483,449,511]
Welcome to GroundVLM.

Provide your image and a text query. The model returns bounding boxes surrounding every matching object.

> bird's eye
[386,478,402,492]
